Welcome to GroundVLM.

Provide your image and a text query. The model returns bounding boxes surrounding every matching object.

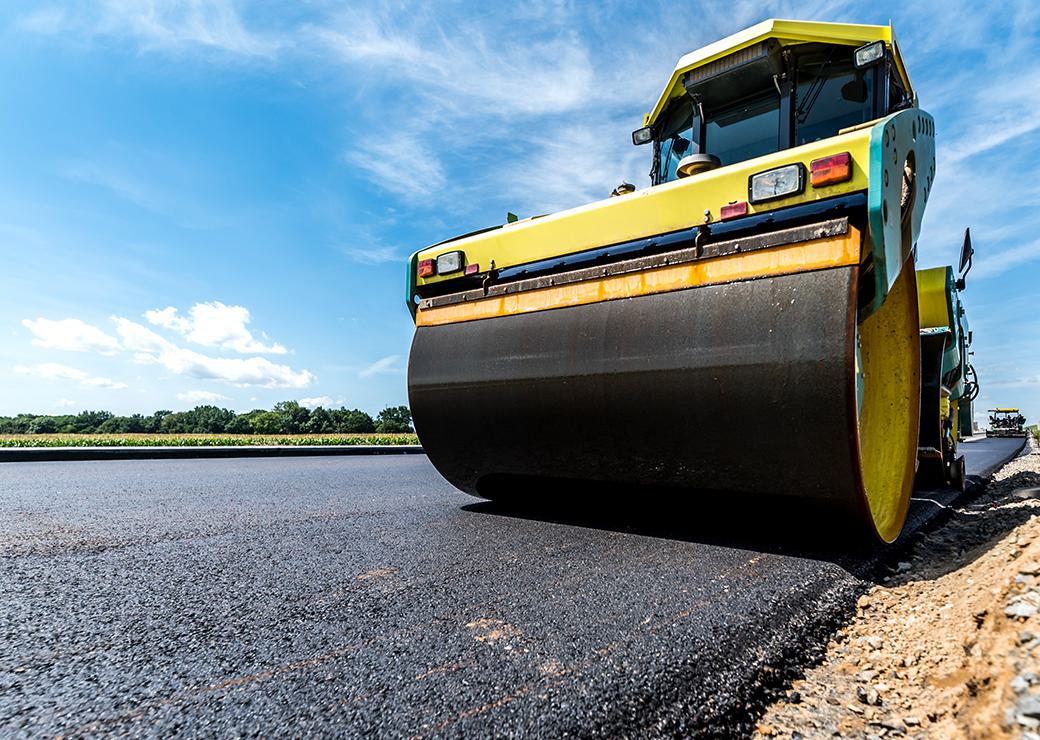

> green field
[0,433,420,448]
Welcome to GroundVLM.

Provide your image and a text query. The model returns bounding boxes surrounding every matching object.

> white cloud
[113,317,314,388]
[299,395,335,408]
[144,301,287,354]
[177,390,230,403]
[113,317,172,358]
[14,363,127,390]
[358,354,401,378]
[56,398,77,408]
[22,318,120,355]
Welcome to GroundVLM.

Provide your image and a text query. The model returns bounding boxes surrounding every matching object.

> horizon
[1,1,1038,423]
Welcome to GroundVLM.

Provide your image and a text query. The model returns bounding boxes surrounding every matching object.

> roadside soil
[755,436,1040,739]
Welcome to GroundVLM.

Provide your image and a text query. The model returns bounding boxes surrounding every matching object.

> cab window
[795,50,875,146]
[656,99,697,183]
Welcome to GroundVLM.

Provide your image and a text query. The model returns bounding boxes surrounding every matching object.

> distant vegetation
[0,433,418,448]
[0,402,413,436]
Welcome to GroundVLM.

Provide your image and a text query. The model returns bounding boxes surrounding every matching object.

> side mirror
[956,227,973,290]
[841,76,869,104]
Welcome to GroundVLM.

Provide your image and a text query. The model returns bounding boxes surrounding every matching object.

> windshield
[656,98,697,183]
[703,92,780,166]
[651,43,885,184]
[796,50,875,145]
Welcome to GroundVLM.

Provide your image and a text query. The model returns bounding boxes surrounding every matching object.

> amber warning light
[810,152,852,188]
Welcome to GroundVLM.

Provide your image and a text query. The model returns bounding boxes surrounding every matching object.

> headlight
[854,40,885,68]
[436,250,464,274]
[631,126,653,146]
[748,163,805,204]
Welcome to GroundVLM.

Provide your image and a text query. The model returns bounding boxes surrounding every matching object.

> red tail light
[810,152,852,187]
[720,201,748,220]
[417,259,435,278]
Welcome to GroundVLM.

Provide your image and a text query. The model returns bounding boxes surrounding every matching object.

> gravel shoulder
[755,437,1040,738]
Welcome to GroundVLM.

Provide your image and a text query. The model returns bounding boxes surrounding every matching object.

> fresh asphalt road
[0,437,1024,737]
[961,435,1028,478]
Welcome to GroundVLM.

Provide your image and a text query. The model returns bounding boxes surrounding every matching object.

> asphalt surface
[0,437,1024,737]
[960,435,1028,478]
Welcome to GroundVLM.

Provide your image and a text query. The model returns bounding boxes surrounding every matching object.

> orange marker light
[810,152,852,187]
[417,259,435,278]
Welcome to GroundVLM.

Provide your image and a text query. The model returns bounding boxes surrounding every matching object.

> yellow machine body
[414,132,871,288]
[407,20,936,543]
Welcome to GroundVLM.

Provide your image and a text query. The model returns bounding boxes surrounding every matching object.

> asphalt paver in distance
[0,437,1025,737]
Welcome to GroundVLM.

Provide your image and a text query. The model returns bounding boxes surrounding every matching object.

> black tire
[950,456,966,492]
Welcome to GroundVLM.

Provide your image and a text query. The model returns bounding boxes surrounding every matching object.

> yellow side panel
[416,228,860,327]
[417,131,871,287]
[857,260,919,543]
[916,266,952,330]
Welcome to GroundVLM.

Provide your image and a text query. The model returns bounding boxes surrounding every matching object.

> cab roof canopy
[647,19,913,128]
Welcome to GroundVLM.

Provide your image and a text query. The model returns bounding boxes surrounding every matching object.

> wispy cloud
[504,121,649,214]
[342,244,400,265]
[60,147,230,228]
[20,1,281,58]
[972,240,1040,280]
[936,68,1040,169]
[358,354,401,378]
[107,0,280,57]
[14,363,127,390]
[346,133,446,200]
[987,375,1040,389]
[63,159,162,212]
[15,7,67,34]
[308,11,597,117]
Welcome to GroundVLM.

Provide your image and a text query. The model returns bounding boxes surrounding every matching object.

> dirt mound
[756,439,1040,738]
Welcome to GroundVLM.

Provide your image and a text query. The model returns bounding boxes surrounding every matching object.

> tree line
[0,402,413,435]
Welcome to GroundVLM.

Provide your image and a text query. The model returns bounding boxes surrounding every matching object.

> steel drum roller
[409,255,920,542]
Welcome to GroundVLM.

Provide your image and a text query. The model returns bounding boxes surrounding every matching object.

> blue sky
[0,1,1037,423]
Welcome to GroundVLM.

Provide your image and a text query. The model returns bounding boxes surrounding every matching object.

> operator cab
[635,37,914,185]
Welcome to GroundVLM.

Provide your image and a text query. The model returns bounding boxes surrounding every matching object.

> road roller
[915,229,978,491]
[406,20,936,542]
